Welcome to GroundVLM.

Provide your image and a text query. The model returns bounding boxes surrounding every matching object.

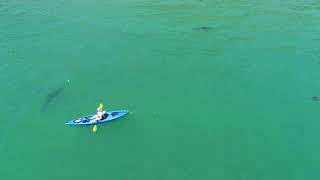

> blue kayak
[65,110,129,126]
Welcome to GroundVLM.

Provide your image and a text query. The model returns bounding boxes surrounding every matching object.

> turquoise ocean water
[1,0,320,179]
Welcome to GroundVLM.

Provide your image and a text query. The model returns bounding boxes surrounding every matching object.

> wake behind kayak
[65,110,128,126]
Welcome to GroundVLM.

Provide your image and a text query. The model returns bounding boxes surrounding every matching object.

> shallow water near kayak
[1,0,320,179]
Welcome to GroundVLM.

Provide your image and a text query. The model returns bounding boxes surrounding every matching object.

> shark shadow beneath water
[192,26,213,31]
[41,85,67,112]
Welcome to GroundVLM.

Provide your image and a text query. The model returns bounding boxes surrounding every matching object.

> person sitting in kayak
[91,103,106,121]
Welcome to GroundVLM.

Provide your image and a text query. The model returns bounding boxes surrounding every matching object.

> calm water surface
[1,0,320,179]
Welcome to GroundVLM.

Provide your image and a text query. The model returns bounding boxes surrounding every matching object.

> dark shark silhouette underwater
[192,26,212,31]
[41,81,69,112]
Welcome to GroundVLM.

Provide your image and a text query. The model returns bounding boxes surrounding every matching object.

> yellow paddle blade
[99,103,103,109]
[92,125,97,133]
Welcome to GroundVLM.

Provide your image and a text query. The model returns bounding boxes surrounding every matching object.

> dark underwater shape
[192,26,212,31]
[41,85,66,112]
[312,96,319,102]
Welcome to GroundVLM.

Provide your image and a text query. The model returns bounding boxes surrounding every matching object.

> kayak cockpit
[73,114,109,124]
